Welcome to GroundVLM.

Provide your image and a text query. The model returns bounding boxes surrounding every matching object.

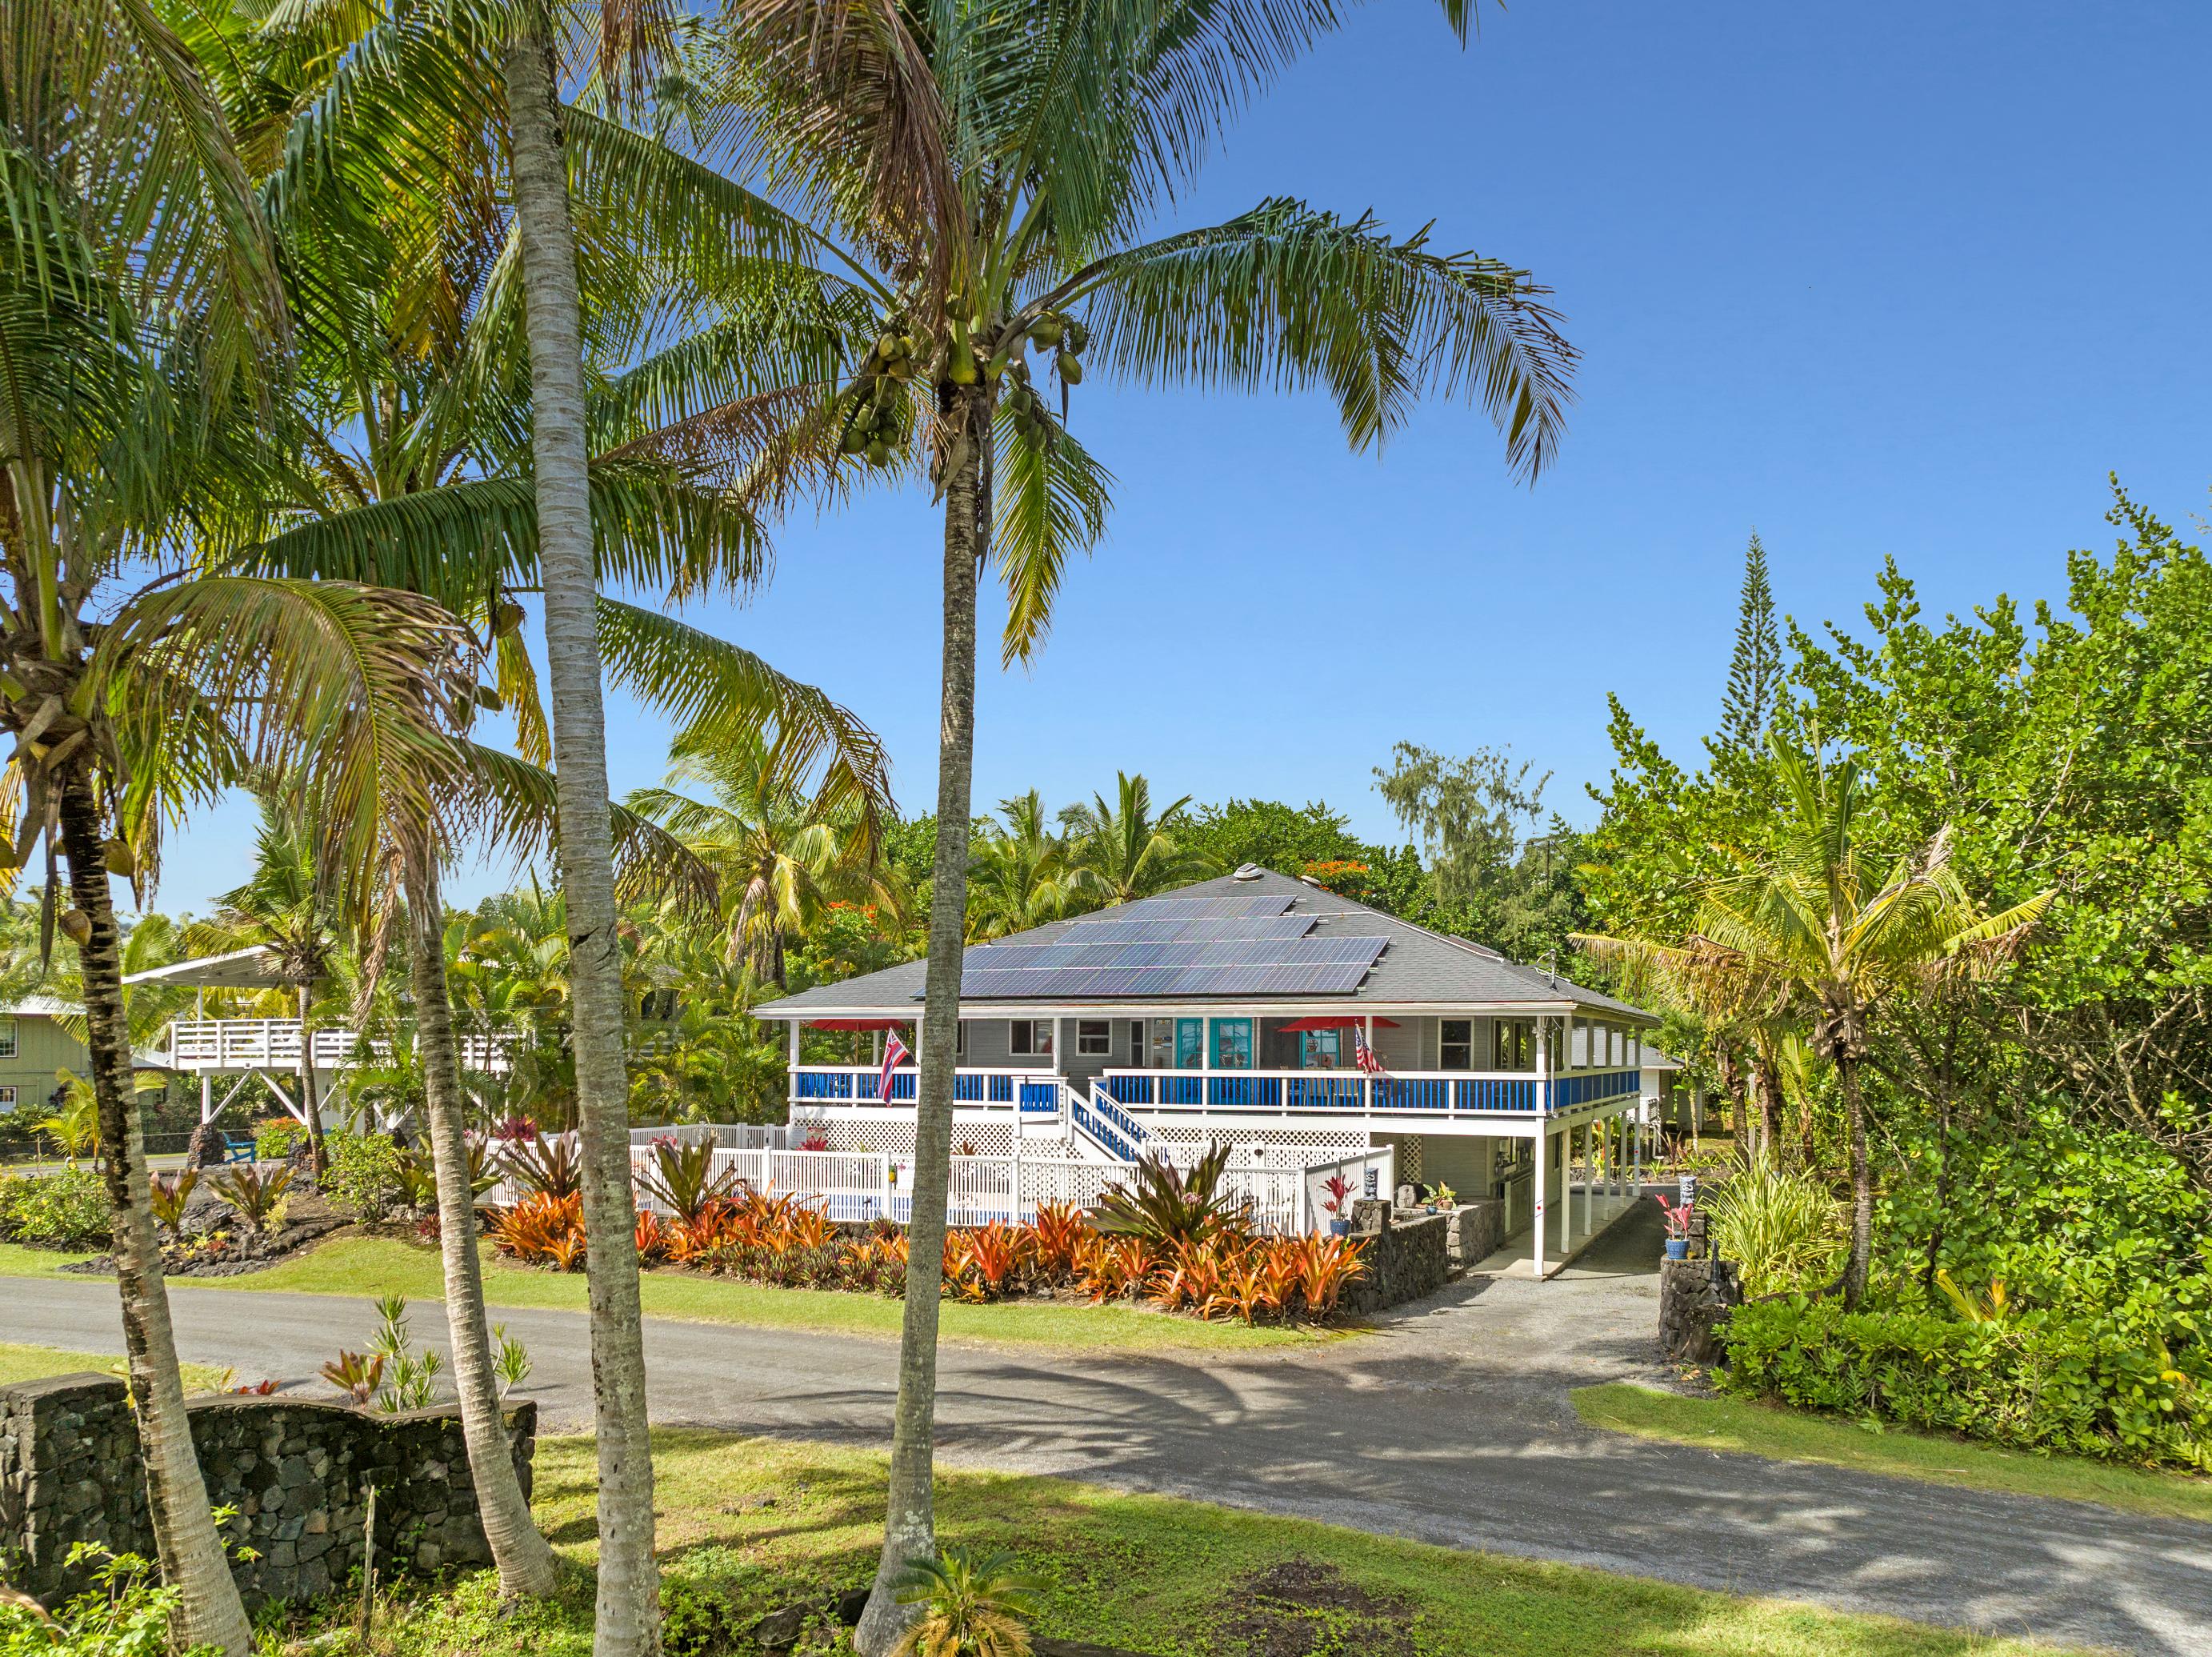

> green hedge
[1719,1295,2211,1472]
[0,1168,111,1250]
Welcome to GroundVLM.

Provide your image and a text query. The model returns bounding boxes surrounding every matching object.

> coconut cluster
[836,305,1091,465]
[838,327,928,468]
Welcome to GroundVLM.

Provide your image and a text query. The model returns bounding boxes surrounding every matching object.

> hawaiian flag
[1354,1033,1387,1077]
[878,1031,910,1101]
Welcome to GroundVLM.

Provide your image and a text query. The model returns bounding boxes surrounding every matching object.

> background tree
[630,722,896,987]
[1064,773,1210,906]
[711,4,1578,1644]
[1692,738,2054,1305]
[1715,532,1782,757]
[966,793,1082,942]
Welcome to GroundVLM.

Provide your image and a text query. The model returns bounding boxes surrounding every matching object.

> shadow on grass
[518,1428,2119,1657]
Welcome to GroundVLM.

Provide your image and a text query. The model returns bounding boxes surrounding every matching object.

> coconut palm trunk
[405,851,558,1596]
[502,32,660,1655]
[295,981,329,1179]
[58,764,254,1657]
[854,390,986,1657]
[1834,1047,1874,1309]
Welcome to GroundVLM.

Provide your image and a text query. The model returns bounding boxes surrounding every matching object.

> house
[752,865,1662,1275]
[0,998,95,1121]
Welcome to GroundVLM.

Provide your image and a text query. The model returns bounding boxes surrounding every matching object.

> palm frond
[991,405,1112,664]
[1065,198,1574,477]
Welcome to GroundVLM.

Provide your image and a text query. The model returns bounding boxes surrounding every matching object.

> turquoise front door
[1174,1019,1204,1069]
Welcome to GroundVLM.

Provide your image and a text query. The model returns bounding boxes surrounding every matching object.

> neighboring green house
[0,997,94,1122]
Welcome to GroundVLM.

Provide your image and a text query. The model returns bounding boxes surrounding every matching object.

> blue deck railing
[1094,1068,1641,1117]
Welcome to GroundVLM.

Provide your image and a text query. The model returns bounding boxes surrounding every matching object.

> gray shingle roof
[755,867,1654,1023]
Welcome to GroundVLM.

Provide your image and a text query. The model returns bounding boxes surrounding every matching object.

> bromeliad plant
[1094,1143,1251,1250]
[147,1168,199,1237]
[211,1165,293,1235]
[638,1132,741,1225]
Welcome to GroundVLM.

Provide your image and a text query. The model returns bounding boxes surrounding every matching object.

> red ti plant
[1320,1172,1354,1223]
[1654,1193,1694,1240]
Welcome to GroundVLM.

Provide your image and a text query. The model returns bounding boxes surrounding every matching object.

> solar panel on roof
[1052,915,1316,944]
[1070,895,1292,925]
[946,931,1388,999]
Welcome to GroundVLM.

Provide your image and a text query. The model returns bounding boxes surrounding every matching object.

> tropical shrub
[1706,1159,1847,1297]
[638,1133,739,1223]
[1719,1294,2212,1471]
[892,1547,1045,1657]
[323,1131,407,1221]
[1093,1143,1250,1250]
[0,1543,214,1657]
[147,1168,199,1236]
[490,1193,587,1269]
[253,1118,305,1160]
[484,1180,1370,1324]
[502,1132,583,1200]
[211,1164,292,1233]
[0,1169,110,1250]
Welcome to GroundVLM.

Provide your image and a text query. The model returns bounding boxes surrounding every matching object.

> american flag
[878,1031,910,1101]
[1354,1033,1386,1076]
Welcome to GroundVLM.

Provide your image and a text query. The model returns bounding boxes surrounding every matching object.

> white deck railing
[488,1128,1315,1233]
[162,1019,513,1074]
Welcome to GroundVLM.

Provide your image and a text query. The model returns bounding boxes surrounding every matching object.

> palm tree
[203,1,891,1602]
[1064,774,1210,907]
[630,722,898,987]
[1615,738,2054,1307]
[966,792,1083,942]
[708,5,1578,1643]
[4,3,475,1648]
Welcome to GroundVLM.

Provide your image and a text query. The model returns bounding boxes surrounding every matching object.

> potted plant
[1431,1181,1458,1214]
[1655,1193,1694,1260]
[1320,1172,1355,1237]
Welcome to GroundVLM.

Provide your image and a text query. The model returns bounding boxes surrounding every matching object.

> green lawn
[310,1428,2094,1657]
[0,1339,229,1394]
[0,1232,1333,1354]
[1575,1382,2212,1525]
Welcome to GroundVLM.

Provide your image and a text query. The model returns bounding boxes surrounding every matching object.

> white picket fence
[489,1127,1324,1234]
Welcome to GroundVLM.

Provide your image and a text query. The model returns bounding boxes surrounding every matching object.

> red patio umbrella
[1276,1015,1400,1031]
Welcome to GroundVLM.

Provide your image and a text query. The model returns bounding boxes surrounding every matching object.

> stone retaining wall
[0,1373,534,1608]
[1343,1209,1451,1315]
[1444,1199,1503,1269]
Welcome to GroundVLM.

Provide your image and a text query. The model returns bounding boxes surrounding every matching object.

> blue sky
[156,2,2211,918]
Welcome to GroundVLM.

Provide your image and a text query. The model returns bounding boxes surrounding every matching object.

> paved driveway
[11,1207,2209,1655]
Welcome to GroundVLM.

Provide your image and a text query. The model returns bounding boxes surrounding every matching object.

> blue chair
[221,1133,257,1164]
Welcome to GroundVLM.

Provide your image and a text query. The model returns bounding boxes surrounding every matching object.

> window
[0,1085,14,1113]
[1008,1019,1053,1057]
[954,1020,967,1059]
[1440,1019,1474,1071]
[1077,1019,1110,1056]
[1493,1019,1533,1071]
[1130,1021,1146,1061]
[0,1018,17,1060]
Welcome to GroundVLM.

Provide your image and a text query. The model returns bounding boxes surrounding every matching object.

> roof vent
[1231,863,1264,882]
